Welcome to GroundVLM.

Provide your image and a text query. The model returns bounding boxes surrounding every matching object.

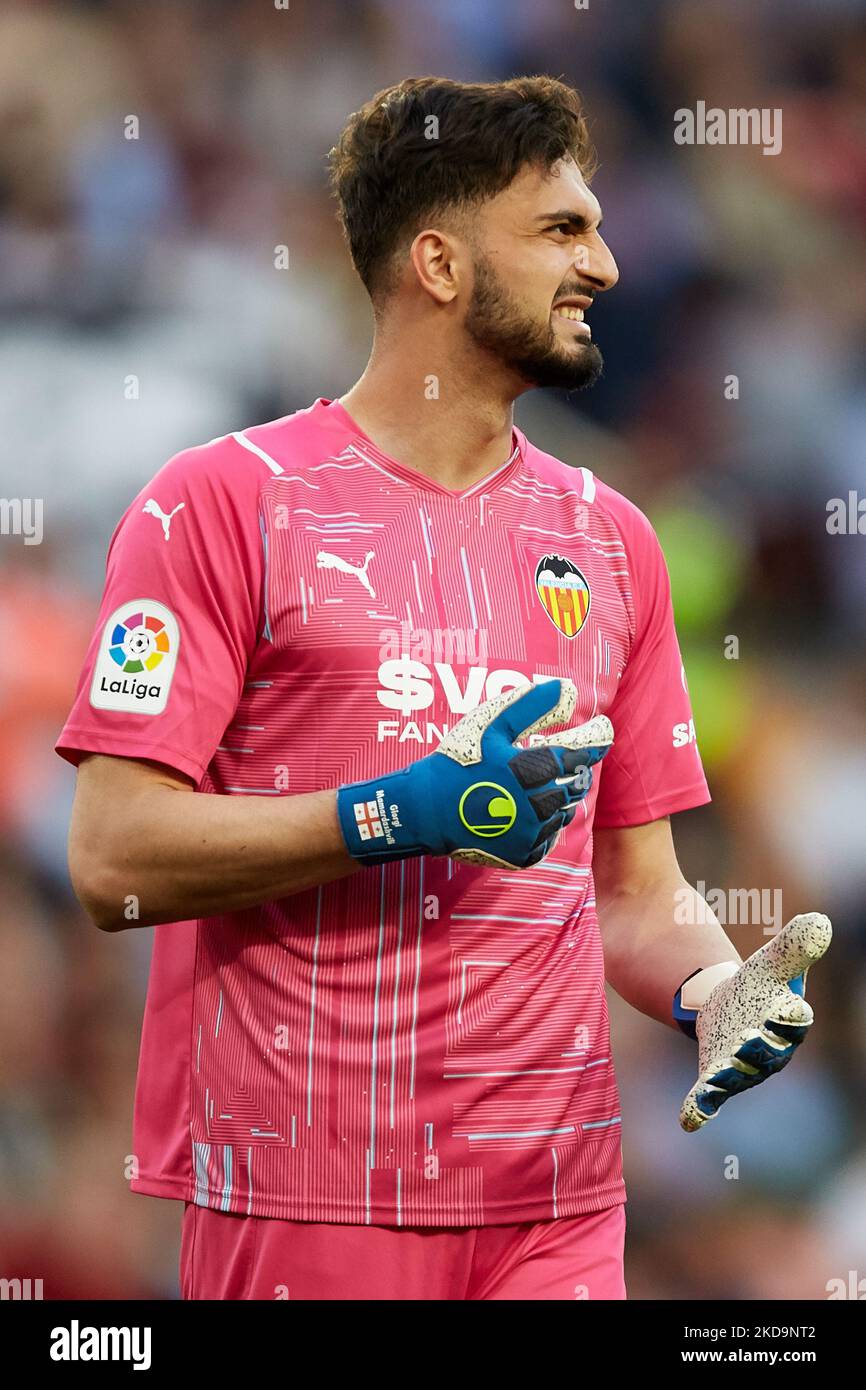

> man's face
[462,156,619,391]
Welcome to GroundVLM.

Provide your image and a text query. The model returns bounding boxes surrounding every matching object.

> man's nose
[573,240,618,292]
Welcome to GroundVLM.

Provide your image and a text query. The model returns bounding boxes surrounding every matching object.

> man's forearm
[71,778,360,930]
[597,875,743,1029]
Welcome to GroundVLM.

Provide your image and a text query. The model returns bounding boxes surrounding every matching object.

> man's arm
[593,816,742,1030]
[69,753,360,932]
[71,680,609,933]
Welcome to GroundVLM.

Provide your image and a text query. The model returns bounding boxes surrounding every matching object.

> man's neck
[339,341,519,492]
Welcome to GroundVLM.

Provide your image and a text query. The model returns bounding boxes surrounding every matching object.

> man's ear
[409,228,463,305]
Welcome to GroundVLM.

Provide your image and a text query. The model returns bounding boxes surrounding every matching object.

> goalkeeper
[59,73,830,1301]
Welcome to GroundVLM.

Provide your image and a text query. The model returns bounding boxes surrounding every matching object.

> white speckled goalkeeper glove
[674,912,832,1132]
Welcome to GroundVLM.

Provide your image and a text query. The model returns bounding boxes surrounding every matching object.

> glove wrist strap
[336,767,429,865]
[673,960,740,1038]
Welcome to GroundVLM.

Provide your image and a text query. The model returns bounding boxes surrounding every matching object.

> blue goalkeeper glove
[673,912,832,1131]
[336,678,613,871]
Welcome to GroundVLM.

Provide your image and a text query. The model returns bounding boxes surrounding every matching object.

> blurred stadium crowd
[1,0,864,1299]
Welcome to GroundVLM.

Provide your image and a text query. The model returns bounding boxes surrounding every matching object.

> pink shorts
[180,1200,626,1301]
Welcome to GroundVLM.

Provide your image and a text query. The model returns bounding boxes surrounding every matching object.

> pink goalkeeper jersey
[56,397,710,1226]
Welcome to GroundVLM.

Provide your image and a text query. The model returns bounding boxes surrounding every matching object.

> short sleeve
[55,437,266,786]
[592,498,711,828]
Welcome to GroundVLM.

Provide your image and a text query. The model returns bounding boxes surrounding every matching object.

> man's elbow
[69,847,134,932]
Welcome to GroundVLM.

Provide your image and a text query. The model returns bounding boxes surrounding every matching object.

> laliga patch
[90,599,180,715]
[534,554,591,638]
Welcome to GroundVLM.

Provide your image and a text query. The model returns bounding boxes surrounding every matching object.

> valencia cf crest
[534,554,591,639]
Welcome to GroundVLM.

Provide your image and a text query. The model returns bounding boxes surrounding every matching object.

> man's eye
[550,224,573,237]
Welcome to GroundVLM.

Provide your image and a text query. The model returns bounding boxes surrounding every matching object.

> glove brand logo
[457,781,517,837]
[534,554,591,638]
[90,599,180,716]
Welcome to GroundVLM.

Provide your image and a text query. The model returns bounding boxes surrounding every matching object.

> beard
[464,251,604,392]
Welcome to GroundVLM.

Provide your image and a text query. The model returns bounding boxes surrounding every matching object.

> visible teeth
[554,306,584,321]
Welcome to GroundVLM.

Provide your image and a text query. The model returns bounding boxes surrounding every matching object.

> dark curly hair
[329,75,597,301]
